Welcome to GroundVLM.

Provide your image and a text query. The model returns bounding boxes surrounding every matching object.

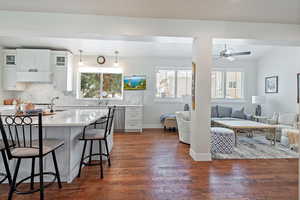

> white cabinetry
[125,106,143,132]
[2,50,25,91]
[52,51,73,91]
[3,50,17,67]
[17,49,51,72]
[16,49,52,82]
[3,67,26,91]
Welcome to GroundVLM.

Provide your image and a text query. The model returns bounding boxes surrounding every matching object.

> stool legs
[104,139,111,167]
[1,150,11,185]
[89,141,94,165]
[52,151,62,189]
[30,158,35,190]
[99,140,103,179]
[78,140,87,178]
[8,158,21,200]
[39,155,44,200]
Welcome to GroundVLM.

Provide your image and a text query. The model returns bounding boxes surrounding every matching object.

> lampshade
[252,96,266,104]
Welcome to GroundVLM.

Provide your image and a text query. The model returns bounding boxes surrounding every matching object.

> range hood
[16,49,52,83]
[16,72,52,83]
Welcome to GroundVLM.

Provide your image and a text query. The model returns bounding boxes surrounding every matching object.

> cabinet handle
[28,68,38,72]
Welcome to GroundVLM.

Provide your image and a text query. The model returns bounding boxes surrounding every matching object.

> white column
[190,36,213,161]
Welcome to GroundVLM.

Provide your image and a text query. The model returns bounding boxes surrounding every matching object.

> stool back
[104,106,116,138]
[0,113,43,159]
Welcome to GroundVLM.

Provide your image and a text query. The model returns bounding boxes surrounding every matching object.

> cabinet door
[35,50,51,72]
[54,68,67,90]
[3,68,25,91]
[17,49,35,72]
[3,50,17,67]
[17,49,50,72]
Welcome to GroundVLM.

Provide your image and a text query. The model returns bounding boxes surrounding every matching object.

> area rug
[212,134,299,160]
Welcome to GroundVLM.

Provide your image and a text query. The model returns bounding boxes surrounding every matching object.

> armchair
[175,111,191,144]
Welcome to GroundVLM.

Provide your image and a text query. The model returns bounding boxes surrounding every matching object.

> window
[211,70,244,100]
[156,68,192,99]
[78,67,123,100]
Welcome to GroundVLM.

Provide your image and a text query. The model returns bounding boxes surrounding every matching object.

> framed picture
[124,75,146,90]
[297,73,300,103]
[265,76,278,93]
[192,62,196,110]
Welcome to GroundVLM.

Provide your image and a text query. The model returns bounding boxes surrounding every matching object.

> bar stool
[0,113,64,200]
[78,106,116,179]
[0,140,11,185]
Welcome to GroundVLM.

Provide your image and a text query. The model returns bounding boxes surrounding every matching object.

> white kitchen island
[1,109,112,183]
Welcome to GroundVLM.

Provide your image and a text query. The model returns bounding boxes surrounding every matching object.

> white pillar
[190,36,213,161]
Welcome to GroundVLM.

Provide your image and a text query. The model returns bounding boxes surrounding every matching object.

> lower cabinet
[125,106,143,132]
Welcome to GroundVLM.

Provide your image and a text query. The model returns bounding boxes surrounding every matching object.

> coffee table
[212,119,276,147]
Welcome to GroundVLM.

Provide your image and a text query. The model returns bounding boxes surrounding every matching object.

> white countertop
[55,104,143,108]
[2,109,108,127]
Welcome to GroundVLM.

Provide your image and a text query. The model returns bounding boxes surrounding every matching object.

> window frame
[77,67,123,100]
[211,68,245,102]
[155,67,192,102]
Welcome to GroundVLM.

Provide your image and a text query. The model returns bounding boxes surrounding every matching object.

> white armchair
[175,111,191,144]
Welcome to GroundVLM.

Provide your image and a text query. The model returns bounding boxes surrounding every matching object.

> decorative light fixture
[114,51,119,67]
[78,50,84,66]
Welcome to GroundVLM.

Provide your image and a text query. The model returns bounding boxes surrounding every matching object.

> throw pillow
[218,106,233,118]
[231,108,246,119]
[211,105,218,118]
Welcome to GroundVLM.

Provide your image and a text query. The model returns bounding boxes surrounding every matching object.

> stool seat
[211,127,234,154]
[80,129,105,140]
[11,139,64,158]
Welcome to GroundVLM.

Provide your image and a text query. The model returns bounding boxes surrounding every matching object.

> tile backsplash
[13,83,144,106]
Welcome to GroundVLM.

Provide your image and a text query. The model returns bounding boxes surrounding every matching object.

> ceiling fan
[214,44,251,61]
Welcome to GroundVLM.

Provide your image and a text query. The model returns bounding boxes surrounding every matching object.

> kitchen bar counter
[0,109,112,183]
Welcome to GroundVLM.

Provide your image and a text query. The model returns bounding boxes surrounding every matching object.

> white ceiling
[0,36,193,57]
[0,0,299,24]
[0,36,276,60]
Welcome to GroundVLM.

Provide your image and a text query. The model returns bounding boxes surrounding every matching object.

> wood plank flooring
[0,129,298,200]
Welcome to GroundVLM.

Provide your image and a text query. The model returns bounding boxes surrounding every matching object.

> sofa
[211,105,253,121]
[175,111,191,144]
[266,113,299,144]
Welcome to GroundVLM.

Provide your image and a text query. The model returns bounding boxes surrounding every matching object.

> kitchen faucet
[50,96,59,112]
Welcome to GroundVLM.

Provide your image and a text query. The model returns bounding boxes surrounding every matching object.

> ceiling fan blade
[228,51,251,56]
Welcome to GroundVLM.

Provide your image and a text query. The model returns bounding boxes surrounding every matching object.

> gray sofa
[211,105,253,121]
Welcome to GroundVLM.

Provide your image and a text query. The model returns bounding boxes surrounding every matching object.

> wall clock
[97,56,106,64]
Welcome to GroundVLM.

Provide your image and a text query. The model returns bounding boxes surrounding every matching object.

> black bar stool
[0,140,11,185]
[78,106,116,179]
[0,113,64,200]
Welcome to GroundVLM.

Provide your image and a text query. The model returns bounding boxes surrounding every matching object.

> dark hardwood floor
[0,129,298,200]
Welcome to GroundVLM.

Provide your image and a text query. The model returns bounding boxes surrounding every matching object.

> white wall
[212,59,257,114]
[257,46,300,117]
[13,55,192,128]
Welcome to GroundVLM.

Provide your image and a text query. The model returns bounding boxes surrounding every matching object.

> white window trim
[155,66,192,102]
[77,67,124,100]
[212,67,245,102]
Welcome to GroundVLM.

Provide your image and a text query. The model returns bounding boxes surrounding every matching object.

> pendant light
[114,51,119,67]
[78,50,84,66]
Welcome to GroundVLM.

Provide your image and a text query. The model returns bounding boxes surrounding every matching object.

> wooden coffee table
[212,119,276,147]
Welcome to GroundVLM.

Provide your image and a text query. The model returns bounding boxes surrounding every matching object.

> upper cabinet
[16,49,52,82]
[3,50,17,67]
[17,49,51,72]
[52,51,73,92]
[2,48,73,91]
[2,50,26,91]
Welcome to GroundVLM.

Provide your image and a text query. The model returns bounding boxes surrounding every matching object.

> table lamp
[252,96,266,116]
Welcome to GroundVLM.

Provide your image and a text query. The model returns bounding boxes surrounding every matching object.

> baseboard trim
[189,148,212,161]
